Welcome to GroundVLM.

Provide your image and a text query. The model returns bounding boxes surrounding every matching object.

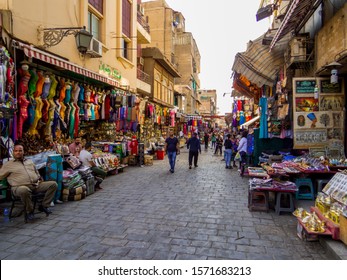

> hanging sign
[320,79,342,93]
[295,80,316,93]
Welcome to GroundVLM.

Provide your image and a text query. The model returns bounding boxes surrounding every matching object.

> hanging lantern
[331,69,338,84]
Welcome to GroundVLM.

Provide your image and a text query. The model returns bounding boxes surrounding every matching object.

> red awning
[14,41,120,87]
[270,0,319,50]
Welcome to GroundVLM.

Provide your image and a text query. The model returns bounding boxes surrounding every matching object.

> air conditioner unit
[285,36,307,67]
[137,57,144,66]
[86,38,102,58]
[289,36,306,62]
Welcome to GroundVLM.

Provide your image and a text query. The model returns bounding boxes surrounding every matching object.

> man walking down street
[187,132,201,169]
[204,132,209,150]
[165,130,180,173]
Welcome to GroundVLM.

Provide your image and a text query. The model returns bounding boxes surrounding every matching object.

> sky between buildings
[143,0,270,114]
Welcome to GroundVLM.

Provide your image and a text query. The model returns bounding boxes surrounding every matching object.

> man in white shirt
[79,142,107,190]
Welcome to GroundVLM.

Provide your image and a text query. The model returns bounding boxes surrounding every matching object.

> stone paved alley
[0,149,329,260]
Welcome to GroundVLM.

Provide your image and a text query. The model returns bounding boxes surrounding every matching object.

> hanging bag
[234,151,241,161]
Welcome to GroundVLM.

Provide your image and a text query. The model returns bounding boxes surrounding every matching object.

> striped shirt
[0,159,41,187]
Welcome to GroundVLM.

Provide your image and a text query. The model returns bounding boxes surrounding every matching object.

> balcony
[137,68,151,94]
[137,12,151,44]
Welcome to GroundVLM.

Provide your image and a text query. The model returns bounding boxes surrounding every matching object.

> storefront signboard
[295,80,316,93]
[320,79,342,93]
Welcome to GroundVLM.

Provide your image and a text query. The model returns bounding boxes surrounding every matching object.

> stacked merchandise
[249,178,296,191]
[294,171,347,242]
[92,153,120,172]
[62,170,87,201]
[78,166,95,196]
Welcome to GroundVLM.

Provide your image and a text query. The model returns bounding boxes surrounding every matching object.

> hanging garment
[64,84,72,104]
[73,103,80,138]
[69,103,76,139]
[259,96,268,139]
[78,84,85,102]
[104,94,111,120]
[28,69,38,98]
[48,75,58,99]
[34,70,45,98]
[170,110,175,127]
[72,82,80,103]
[237,100,242,111]
[17,68,31,97]
[239,111,245,125]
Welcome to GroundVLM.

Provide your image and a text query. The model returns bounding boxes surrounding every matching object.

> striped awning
[270,0,319,50]
[14,41,120,87]
[232,34,286,87]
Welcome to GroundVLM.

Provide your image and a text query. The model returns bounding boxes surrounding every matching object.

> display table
[248,178,297,214]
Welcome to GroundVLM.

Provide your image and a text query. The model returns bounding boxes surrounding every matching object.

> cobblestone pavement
[0,148,329,260]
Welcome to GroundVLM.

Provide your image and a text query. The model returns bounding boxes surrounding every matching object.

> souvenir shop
[183,115,203,137]
[0,39,150,202]
[231,96,256,133]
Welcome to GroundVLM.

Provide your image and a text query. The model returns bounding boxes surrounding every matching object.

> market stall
[293,170,347,244]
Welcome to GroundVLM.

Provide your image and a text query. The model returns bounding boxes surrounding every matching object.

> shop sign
[320,79,342,93]
[99,63,122,80]
[295,80,316,93]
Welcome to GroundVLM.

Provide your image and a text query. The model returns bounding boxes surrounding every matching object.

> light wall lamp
[325,61,342,84]
[40,26,93,54]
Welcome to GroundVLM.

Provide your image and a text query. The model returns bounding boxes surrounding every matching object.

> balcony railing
[137,68,151,84]
[137,12,150,33]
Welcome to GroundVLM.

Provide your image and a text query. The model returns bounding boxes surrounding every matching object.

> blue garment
[167,151,177,171]
[259,97,268,138]
[224,149,232,167]
[187,137,201,153]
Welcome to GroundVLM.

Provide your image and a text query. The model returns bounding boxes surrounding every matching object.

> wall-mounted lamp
[40,26,93,54]
[325,61,342,84]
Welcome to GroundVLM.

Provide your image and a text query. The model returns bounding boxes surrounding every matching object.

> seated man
[79,142,107,190]
[0,144,57,221]
[69,137,82,157]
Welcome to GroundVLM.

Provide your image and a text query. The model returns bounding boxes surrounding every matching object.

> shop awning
[240,116,260,129]
[14,40,120,87]
[232,34,286,87]
[270,0,320,50]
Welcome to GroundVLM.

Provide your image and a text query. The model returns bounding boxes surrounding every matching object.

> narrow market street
[0,149,329,260]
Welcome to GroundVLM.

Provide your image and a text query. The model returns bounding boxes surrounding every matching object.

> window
[88,11,100,40]
[154,74,161,99]
[88,0,103,14]
[122,0,131,38]
[121,38,132,61]
[174,95,178,107]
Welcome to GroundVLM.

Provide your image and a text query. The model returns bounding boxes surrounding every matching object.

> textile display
[45,154,63,202]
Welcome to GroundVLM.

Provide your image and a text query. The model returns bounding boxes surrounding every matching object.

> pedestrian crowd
[164,128,250,176]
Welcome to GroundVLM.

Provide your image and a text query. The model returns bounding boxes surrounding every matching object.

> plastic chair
[316,179,330,194]
[248,190,269,212]
[275,192,295,215]
[295,178,314,200]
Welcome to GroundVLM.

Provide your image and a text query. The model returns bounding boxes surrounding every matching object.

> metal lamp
[41,26,93,54]
[75,27,93,54]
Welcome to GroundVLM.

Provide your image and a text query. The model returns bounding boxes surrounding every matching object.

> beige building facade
[198,89,217,116]
[0,0,145,93]
[142,0,201,115]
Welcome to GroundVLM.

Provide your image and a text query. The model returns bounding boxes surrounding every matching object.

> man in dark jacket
[187,132,201,169]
